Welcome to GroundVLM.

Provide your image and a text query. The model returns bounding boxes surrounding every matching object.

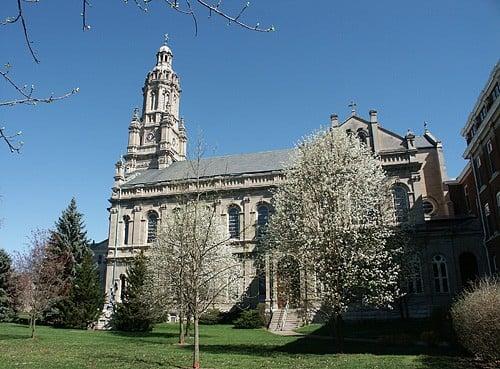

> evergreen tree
[0,248,16,321]
[62,251,104,329]
[48,198,90,275]
[45,198,94,326]
[111,252,156,332]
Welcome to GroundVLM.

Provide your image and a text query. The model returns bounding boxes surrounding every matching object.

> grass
[296,319,450,341]
[0,322,472,369]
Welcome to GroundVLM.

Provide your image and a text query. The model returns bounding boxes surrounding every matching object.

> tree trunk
[192,314,200,369]
[178,310,185,345]
[31,316,36,339]
[334,314,344,353]
[186,313,191,338]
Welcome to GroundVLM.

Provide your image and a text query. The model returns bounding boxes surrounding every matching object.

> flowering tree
[14,230,69,338]
[267,126,401,351]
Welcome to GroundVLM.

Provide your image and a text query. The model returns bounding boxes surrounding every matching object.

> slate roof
[122,132,439,187]
[414,134,439,149]
[123,148,294,187]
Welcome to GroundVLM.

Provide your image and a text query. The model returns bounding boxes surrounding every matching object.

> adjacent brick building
[461,62,500,273]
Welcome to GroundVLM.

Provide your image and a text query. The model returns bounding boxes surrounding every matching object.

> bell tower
[123,39,187,174]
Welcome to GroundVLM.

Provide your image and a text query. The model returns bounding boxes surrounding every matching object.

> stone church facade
[102,43,489,321]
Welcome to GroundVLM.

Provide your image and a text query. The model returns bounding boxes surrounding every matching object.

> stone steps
[268,308,300,332]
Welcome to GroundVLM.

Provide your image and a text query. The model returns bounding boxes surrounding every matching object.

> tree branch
[0,67,79,107]
[2,0,40,63]
[0,127,23,153]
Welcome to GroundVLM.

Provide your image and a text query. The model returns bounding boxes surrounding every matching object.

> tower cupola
[122,38,187,174]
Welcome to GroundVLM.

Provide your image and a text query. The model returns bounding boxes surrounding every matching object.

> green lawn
[0,322,471,369]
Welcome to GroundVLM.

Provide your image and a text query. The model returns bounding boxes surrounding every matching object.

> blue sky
[1,0,499,253]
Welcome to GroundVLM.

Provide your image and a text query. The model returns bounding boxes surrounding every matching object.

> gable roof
[122,149,294,187]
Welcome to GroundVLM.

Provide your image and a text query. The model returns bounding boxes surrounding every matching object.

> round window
[422,200,435,215]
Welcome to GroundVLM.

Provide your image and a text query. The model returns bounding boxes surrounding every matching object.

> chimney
[368,109,380,153]
[330,114,339,127]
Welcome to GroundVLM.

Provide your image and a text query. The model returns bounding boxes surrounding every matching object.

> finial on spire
[348,100,357,116]
[163,33,169,45]
[132,107,140,120]
[424,121,429,132]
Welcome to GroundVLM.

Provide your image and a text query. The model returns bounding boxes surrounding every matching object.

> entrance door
[459,252,478,287]
[277,256,300,308]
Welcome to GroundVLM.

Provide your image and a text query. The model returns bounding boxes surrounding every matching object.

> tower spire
[122,41,187,174]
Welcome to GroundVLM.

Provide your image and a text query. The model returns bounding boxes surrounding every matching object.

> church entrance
[276,256,301,309]
[459,252,478,287]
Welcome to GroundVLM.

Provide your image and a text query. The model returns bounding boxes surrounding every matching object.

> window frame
[393,185,410,223]
[227,205,241,240]
[432,254,449,293]
[146,211,159,244]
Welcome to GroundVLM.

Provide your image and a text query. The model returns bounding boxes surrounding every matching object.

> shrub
[420,330,439,347]
[451,277,500,363]
[233,309,264,329]
[200,309,223,325]
[378,333,413,345]
[257,303,270,327]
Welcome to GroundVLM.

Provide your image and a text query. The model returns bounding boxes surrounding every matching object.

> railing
[277,301,289,331]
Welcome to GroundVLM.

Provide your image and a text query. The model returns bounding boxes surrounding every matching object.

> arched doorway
[459,252,478,287]
[276,256,300,308]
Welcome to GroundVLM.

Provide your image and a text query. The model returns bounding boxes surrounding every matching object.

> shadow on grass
[178,334,471,369]
[109,331,178,339]
[0,333,30,341]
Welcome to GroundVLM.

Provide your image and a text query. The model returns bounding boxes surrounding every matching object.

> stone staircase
[94,304,113,330]
[268,308,300,332]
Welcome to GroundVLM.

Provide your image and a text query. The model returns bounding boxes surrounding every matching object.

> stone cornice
[111,172,284,202]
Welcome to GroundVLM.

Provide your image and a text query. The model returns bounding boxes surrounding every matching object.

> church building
[102,43,489,325]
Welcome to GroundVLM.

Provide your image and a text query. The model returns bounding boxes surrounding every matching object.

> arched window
[357,130,368,145]
[459,252,478,287]
[123,215,130,245]
[147,211,158,243]
[393,186,410,223]
[228,206,240,239]
[422,199,436,216]
[120,274,126,301]
[407,256,423,294]
[256,204,269,238]
[432,255,449,293]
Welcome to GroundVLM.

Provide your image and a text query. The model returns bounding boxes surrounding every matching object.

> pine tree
[0,248,16,321]
[48,198,90,275]
[62,251,103,329]
[45,198,94,326]
[111,252,156,332]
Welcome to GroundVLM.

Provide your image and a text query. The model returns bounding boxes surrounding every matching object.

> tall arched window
[393,186,410,223]
[228,206,240,239]
[147,211,158,243]
[120,274,126,301]
[123,215,130,245]
[150,91,157,111]
[432,254,449,293]
[256,204,269,238]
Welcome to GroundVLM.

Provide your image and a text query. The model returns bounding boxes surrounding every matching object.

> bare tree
[146,139,243,368]
[14,230,69,338]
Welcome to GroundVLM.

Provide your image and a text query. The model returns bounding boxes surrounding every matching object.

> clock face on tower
[146,131,155,142]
